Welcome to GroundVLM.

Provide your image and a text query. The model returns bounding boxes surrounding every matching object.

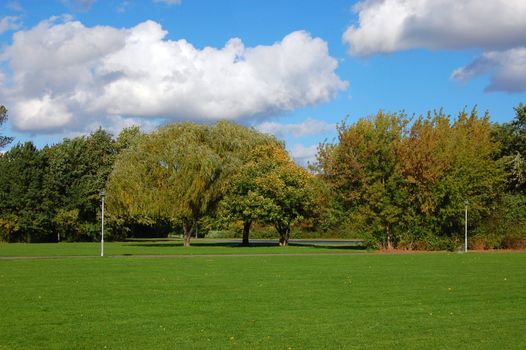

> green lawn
[0,239,364,257]
[0,250,524,349]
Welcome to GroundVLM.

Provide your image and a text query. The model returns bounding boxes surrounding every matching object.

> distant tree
[0,142,51,242]
[0,105,14,149]
[256,146,316,246]
[218,144,279,245]
[220,143,316,246]
[317,111,407,249]
[107,121,275,246]
[492,103,526,192]
[115,125,143,152]
[42,129,117,241]
[317,109,504,249]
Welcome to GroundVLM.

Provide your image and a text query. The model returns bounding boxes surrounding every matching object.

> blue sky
[1,0,525,164]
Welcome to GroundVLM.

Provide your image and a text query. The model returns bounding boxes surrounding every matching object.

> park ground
[0,240,525,349]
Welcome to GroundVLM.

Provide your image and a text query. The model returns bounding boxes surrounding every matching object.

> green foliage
[317,108,505,249]
[317,111,408,248]
[220,143,316,245]
[0,129,120,242]
[107,121,277,246]
[0,142,52,242]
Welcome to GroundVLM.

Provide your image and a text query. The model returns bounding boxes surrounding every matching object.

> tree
[0,142,51,242]
[317,108,504,250]
[0,105,14,149]
[106,121,275,246]
[492,103,526,192]
[257,146,316,246]
[43,129,117,241]
[220,142,315,246]
[317,111,407,249]
[218,144,279,245]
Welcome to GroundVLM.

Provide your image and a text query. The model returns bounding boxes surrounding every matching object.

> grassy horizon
[0,239,366,257]
[1,251,525,349]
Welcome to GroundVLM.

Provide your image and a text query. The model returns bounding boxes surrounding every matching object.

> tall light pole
[464,200,468,253]
[101,191,105,257]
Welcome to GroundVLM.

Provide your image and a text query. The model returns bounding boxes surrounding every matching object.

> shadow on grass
[126,240,366,250]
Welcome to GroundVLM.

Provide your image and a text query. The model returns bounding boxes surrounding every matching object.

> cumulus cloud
[452,48,526,93]
[344,0,526,56]
[343,0,526,92]
[0,16,20,34]
[256,118,334,138]
[289,144,318,166]
[0,18,347,133]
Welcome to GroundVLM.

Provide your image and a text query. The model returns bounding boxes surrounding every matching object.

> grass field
[0,246,524,349]
[0,239,365,257]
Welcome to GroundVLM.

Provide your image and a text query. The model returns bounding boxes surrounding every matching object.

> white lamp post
[100,191,105,257]
[464,200,468,253]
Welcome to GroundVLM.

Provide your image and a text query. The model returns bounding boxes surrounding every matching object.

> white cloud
[0,16,20,34]
[0,18,347,133]
[344,0,526,56]
[343,0,526,92]
[256,118,334,138]
[153,0,182,5]
[289,144,318,166]
[452,47,526,93]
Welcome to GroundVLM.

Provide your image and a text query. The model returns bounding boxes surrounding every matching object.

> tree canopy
[106,121,279,246]
[0,105,524,250]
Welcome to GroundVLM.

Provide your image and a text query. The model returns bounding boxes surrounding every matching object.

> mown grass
[0,239,365,257]
[0,251,524,349]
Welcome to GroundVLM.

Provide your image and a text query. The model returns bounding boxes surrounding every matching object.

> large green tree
[43,129,117,241]
[220,143,316,246]
[0,142,51,242]
[106,121,275,246]
[317,111,407,249]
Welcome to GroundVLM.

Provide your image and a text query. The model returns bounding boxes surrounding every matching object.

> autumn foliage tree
[317,109,504,249]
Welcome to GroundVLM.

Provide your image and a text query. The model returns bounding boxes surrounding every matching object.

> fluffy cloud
[0,18,347,133]
[0,16,20,34]
[344,0,526,56]
[452,48,526,92]
[343,0,526,92]
[256,118,334,138]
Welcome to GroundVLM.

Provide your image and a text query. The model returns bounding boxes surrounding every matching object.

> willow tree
[106,121,276,246]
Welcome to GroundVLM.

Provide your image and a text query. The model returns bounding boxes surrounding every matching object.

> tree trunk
[276,222,290,247]
[242,221,251,246]
[386,224,394,250]
[182,220,191,247]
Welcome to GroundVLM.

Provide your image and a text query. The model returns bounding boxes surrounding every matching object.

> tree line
[0,104,525,249]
